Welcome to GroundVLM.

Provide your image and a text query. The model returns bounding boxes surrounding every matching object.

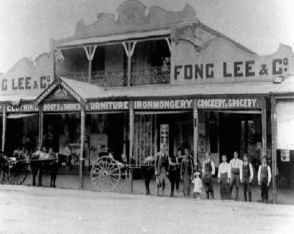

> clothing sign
[6,104,39,112]
[134,99,193,109]
[197,98,262,109]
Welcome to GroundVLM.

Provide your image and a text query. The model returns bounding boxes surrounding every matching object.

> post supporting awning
[1,106,7,152]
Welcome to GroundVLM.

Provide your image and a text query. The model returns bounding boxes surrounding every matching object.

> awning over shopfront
[271,75,294,95]
[59,77,285,100]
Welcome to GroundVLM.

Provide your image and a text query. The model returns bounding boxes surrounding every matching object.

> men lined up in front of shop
[150,148,271,203]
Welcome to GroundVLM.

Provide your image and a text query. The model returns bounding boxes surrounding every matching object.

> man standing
[258,156,272,203]
[202,152,215,199]
[218,155,231,200]
[240,155,254,202]
[181,148,194,197]
[155,143,169,196]
[229,151,243,201]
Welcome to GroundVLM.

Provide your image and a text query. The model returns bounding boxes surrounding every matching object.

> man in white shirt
[258,156,272,203]
[202,152,215,199]
[229,151,243,201]
[240,155,254,202]
[218,155,231,200]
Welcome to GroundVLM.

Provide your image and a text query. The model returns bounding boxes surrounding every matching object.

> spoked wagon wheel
[7,162,29,185]
[91,156,125,192]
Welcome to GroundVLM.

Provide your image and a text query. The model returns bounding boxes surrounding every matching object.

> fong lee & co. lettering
[1,76,51,91]
[197,98,260,109]
[134,100,193,109]
[174,58,288,80]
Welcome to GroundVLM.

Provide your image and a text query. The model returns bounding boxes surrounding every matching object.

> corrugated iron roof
[273,75,294,94]
[0,94,38,102]
[60,77,284,100]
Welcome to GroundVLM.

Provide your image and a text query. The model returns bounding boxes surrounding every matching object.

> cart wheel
[7,162,29,185]
[91,156,121,192]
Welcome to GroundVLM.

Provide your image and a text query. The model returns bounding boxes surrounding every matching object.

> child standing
[192,172,202,200]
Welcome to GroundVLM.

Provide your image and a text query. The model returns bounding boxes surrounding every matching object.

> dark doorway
[5,118,23,155]
[219,113,241,162]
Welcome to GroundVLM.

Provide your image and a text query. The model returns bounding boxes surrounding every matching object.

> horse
[141,156,155,195]
[0,151,9,183]
[30,150,71,187]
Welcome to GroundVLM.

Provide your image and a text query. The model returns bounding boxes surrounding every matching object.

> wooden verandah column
[84,46,97,83]
[38,104,44,149]
[79,108,86,189]
[193,100,199,169]
[122,42,137,87]
[128,101,134,193]
[1,105,6,152]
[271,96,277,204]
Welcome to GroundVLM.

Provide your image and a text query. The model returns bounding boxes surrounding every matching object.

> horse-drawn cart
[90,155,130,192]
[0,151,30,185]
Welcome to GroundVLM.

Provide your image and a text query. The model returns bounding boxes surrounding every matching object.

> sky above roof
[0,0,293,74]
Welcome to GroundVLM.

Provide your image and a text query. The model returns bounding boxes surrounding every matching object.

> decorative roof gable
[73,0,196,39]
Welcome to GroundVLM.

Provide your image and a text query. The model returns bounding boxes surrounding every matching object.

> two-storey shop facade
[1,1,293,199]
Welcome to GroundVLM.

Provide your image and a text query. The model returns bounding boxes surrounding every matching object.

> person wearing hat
[192,172,202,200]
[240,154,254,202]
[154,143,170,196]
[229,151,243,201]
[258,156,272,203]
[217,155,231,200]
[202,152,215,199]
[181,148,194,197]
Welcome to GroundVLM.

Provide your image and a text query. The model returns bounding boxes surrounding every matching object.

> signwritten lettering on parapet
[197,98,261,109]
[134,99,193,109]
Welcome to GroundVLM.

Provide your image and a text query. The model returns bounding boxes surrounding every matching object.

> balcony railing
[59,66,170,87]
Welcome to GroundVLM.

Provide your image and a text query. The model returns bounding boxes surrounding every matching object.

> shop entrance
[219,113,262,163]
[219,113,241,162]
[133,112,193,165]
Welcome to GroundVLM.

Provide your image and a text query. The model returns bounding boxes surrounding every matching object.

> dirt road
[0,185,293,234]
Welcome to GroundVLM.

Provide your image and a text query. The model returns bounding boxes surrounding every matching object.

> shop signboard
[134,99,193,109]
[281,150,290,162]
[196,98,262,109]
[5,103,39,112]
[160,124,169,155]
[0,54,53,96]
[172,38,292,85]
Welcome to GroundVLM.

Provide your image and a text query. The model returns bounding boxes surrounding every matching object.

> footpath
[2,168,294,205]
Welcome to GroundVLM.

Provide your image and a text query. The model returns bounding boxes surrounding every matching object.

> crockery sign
[197,98,262,109]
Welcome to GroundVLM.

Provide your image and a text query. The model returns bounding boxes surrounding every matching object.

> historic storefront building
[1,0,293,200]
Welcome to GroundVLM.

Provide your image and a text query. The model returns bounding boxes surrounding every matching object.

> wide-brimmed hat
[194,172,200,176]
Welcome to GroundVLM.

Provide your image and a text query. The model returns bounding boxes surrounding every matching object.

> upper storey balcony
[56,38,171,87]
[52,0,199,88]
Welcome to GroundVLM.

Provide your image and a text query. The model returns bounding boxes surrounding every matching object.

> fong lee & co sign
[174,58,288,81]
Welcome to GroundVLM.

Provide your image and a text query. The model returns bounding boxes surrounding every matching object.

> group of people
[153,144,272,203]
